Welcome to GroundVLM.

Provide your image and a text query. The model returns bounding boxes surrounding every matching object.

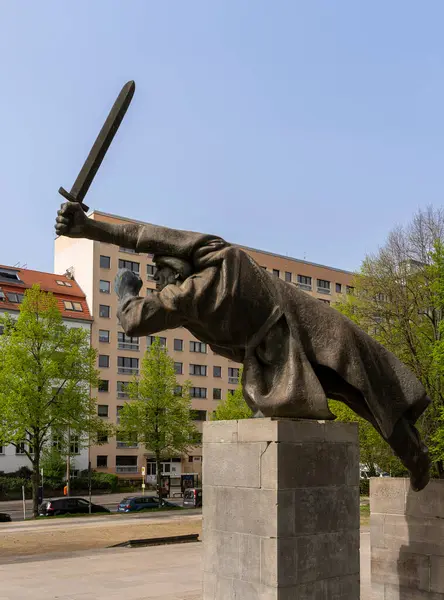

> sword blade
[59,80,135,210]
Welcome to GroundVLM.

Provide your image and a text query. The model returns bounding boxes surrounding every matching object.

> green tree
[212,368,253,420]
[118,338,198,502]
[335,207,444,477]
[0,285,109,516]
[40,446,66,489]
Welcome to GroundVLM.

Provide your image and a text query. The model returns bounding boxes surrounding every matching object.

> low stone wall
[371,478,444,598]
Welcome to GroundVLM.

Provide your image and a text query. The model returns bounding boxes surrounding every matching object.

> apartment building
[0,265,92,475]
[54,211,353,482]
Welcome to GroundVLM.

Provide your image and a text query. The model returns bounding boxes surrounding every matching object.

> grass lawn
[360,503,370,526]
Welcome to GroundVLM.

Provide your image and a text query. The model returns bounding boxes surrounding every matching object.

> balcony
[116,441,138,449]
[297,282,312,292]
[116,465,138,474]
[118,342,139,351]
[228,377,239,385]
[118,367,139,375]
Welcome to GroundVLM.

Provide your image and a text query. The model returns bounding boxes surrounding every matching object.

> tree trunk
[156,454,163,506]
[436,459,444,479]
[31,455,40,518]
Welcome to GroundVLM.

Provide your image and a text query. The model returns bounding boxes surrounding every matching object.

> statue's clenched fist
[55,202,90,238]
[115,269,143,301]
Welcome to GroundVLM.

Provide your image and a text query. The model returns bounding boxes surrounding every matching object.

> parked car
[183,488,202,508]
[117,495,176,512]
[39,497,110,517]
[0,513,11,522]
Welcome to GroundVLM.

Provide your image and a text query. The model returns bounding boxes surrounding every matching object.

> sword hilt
[58,187,89,212]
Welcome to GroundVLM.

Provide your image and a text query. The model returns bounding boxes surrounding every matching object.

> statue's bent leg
[386,418,430,492]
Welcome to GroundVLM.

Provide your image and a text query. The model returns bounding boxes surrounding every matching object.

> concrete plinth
[202,418,360,599]
[371,478,444,598]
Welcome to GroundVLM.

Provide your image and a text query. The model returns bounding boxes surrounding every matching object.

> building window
[146,288,156,295]
[70,436,80,455]
[63,301,83,312]
[147,336,166,348]
[346,286,355,295]
[190,364,207,376]
[119,247,137,254]
[336,283,342,293]
[56,280,72,287]
[213,388,222,400]
[174,385,183,396]
[190,341,206,353]
[317,279,331,294]
[190,410,207,421]
[99,355,110,368]
[116,456,138,474]
[6,292,24,304]
[117,356,139,375]
[99,329,110,343]
[98,379,109,392]
[117,382,130,399]
[15,442,26,455]
[97,433,108,444]
[118,259,139,274]
[118,331,139,350]
[100,255,111,269]
[147,265,156,280]
[97,455,108,468]
[99,305,110,318]
[174,339,183,351]
[228,367,240,384]
[213,366,221,378]
[297,275,312,291]
[98,405,109,418]
[285,272,292,283]
[190,387,207,399]
[174,362,183,375]
[100,280,111,294]
[228,389,236,396]
[0,325,4,335]
[273,269,280,278]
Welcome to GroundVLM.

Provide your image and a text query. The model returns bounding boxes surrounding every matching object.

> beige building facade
[54,211,353,484]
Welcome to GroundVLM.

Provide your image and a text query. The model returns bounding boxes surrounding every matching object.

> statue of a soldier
[55,201,431,491]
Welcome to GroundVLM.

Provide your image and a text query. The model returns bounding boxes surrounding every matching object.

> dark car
[0,513,11,522]
[117,495,175,513]
[39,497,110,517]
[183,488,202,508]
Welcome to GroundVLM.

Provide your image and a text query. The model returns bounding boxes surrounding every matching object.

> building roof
[0,265,92,321]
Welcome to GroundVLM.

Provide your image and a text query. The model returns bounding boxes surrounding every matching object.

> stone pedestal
[202,418,360,599]
[371,478,444,598]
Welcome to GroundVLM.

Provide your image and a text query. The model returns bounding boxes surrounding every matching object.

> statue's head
[153,256,193,291]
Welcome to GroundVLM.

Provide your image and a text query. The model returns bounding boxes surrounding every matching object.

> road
[0,491,184,520]
[0,508,202,533]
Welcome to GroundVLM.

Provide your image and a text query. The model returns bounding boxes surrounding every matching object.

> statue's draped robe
[117,225,430,440]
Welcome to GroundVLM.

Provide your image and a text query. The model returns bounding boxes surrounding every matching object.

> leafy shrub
[359,478,370,496]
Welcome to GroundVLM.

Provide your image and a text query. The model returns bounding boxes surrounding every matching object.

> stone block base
[202,418,360,599]
[371,478,444,598]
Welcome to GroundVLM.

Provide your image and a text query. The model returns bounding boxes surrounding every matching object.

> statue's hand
[115,269,143,301]
[55,202,90,238]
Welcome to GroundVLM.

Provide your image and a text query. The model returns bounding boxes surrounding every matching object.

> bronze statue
[55,201,431,491]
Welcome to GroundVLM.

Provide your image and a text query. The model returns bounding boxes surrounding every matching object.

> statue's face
[154,266,178,291]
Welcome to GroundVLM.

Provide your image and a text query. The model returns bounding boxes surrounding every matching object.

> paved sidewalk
[0,532,371,599]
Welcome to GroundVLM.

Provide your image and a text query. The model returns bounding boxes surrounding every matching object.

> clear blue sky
[1,1,444,273]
